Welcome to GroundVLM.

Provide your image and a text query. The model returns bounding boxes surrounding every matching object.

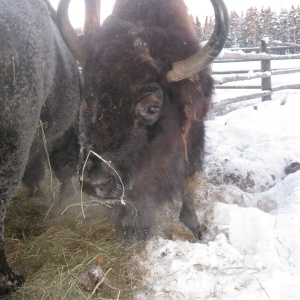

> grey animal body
[0,0,80,293]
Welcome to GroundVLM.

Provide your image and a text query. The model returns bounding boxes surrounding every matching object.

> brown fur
[80,0,213,240]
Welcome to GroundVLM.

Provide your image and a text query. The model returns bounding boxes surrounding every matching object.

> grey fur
[0,0,80,292]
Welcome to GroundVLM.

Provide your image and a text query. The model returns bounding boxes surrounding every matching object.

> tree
[194,16,203,41]
[244,7,259,47]
[203,16,214,41]
[192,6,300,50]
[226,10,240,47]
[288,5,300,44]
[277,8,289,43]
[258,7,277,42]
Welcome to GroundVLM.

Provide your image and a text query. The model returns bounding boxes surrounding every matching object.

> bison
[0,0,80,292]
[22,124,79,198]
[57,0,229,241]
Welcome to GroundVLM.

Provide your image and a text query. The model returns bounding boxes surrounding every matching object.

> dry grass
[3,186,146,300]
[2,171,214,299]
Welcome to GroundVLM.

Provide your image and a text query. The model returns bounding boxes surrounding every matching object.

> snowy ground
[134,89,300,299]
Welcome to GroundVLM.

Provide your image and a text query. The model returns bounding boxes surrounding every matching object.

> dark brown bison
[0,0,80,293]
[57,0,229,240]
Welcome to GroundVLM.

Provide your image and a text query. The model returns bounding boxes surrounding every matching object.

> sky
[49,0,299,29]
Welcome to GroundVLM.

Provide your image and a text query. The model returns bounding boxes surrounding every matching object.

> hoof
[193,227,202,240]
[27,185,44,198]
[117,225,147,245]
[116,220,150,245]
[0,272,25,294]
[59,183,76,199]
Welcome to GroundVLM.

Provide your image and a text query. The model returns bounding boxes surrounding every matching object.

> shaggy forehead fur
[82,0,213,152]
[112,0,197,36]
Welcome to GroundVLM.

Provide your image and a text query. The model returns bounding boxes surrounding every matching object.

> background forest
[193,6,300,49]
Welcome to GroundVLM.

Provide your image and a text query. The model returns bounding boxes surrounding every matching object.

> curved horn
[166,0,229,82]
[57,0,87,64]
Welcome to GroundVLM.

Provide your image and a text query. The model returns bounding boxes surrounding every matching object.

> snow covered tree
[203,16,215,42]
[288,5,300,44]
[237,12,247,47]
[277,8,290,43]
[258,7,277,42]
[191,6,300,50]
[194,15,203,41]
[226,10,240,47]
[244,7,259,47]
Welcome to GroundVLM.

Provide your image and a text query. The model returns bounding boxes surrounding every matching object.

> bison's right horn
[166,0,229,82]
[57,0,87,64]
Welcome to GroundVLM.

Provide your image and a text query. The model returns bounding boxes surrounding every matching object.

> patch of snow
[135,91,300,300]
[204,97,300,192]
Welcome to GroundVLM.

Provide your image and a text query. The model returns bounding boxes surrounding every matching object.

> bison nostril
[84,174,118,199]
[97,175,114,187]
[83,157,102,177]
[80,156,122,199]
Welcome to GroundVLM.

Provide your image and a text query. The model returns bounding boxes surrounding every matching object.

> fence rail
[213,40,300,109]
[228,41,300,53]
[215,53,300,62]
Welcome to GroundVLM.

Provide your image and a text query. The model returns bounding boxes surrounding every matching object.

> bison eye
[135,85,163,125]
[147,105,160,115]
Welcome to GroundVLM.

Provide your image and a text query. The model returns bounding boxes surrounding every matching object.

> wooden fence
[212,40,300,110]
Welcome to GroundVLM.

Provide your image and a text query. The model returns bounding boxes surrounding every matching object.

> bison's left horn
[166,0,229,82]
[57,0,88,64]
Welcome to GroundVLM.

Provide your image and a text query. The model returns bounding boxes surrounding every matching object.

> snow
[204,97,300,192]
[214,71,271,85]
[134,88,300,299]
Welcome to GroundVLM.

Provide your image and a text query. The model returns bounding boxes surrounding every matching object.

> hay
[3,170,207,299]
[3,186,146,300]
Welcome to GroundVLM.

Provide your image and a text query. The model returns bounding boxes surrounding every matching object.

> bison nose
[80,157,118,198]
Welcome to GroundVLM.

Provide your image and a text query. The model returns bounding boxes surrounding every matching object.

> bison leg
[22,127,78,200]
[179,174,202,240]
[22,152,45,198]
[49,127,78,199]
[0,127,35,292]
[115,196,157,242]
[0,247,24,294]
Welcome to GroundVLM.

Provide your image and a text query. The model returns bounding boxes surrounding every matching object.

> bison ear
[135,87,163,126]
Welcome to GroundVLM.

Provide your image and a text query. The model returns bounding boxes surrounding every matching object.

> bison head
[57,0,229,240]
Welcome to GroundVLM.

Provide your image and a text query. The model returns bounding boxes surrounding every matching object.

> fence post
[261,38,272,101]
